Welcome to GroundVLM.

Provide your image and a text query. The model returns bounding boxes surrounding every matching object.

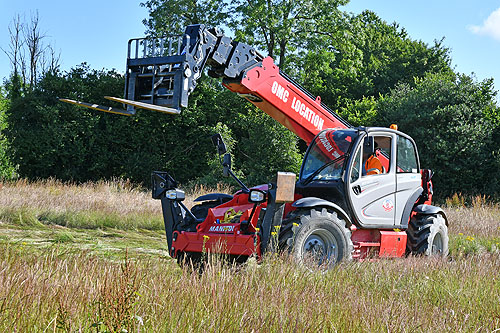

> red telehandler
[62,25,449,266]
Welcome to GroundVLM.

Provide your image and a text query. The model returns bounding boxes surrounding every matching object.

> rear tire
[406,214,449,256]
[279,208,353,267]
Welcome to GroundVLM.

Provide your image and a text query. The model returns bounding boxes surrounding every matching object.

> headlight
[248,189,266,203]
[166,189,185,201]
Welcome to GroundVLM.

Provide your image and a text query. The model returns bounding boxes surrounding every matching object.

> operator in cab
[363,149,383,176]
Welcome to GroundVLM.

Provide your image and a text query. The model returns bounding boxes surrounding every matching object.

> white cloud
[468,7,500,41]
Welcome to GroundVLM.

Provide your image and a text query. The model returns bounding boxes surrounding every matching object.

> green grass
[0,206,164,231]
[0,223,168,261]
[52,231,75,243]
[0,180,499,331]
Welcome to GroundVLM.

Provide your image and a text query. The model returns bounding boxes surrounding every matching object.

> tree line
[1,1,499,199]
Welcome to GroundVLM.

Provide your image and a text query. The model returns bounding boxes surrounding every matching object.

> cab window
[300,130,356,182]
[397,136,418,173]
[350,146,361,183]
[362,136,391,176]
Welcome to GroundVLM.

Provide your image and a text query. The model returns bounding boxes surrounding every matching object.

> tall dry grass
[445,193,500,239]
[0,178,157,216]
[0,181,499,331]
[0,244,499,331]
[0,179,231,230]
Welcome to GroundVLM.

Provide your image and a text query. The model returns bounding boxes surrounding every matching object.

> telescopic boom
[63,24,351,144]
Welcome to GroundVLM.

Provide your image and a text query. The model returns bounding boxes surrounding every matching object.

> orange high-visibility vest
[365,155,383,175]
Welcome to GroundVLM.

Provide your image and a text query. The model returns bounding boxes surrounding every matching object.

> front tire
[406,214,449,256]
[279,208,353,266]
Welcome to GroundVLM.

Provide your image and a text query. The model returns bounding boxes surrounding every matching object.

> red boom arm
[224,57,349,145]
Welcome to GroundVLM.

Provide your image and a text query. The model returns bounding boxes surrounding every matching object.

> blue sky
[0,0,148,80]
[1,0,500,96]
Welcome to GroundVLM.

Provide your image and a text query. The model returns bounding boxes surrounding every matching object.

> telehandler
[62,25,449,266]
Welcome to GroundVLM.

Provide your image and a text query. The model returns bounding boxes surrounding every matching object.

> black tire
[279,208,353,266]
[180,201,220,232]
[406,214,449,256]
[191,200,219,220]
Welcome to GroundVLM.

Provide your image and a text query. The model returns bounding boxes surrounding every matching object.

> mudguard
[193,193,233,203]
[292,197,352,227]
[400,188,423,228]
[413,204,448,226]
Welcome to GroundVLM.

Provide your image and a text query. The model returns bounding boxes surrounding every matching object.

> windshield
[301,130,357,182]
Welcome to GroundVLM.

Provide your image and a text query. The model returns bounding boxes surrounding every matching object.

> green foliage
[338,96,378,127]
[377,72,500,197]
[299,10,453,111]
[152,76,301,186]
[3,65,300,186]
[0,86,15,179]
[229,0,348,68]
[194,122,242,187]
[450,234,482,257]
[2,6,498,199]
[142,0,348,69]
[141,0,229,36]
[4,65,129,182]
[191,89,302,187]
[236,109,302,184]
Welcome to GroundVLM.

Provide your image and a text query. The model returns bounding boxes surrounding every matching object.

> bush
[0,86,15,179]
[377,73,500,198]
[3,65,302,187]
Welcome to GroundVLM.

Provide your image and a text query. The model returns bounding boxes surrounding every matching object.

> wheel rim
[431,232,444,255]
[302,228,339,265]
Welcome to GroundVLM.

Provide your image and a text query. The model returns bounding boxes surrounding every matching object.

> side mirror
[363,136,375,155]
[248,189,266,203]
[222,153,231,177]
[211,133,227,155]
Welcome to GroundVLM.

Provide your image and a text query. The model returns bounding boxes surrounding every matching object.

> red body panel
[351,226,407,259]
[173,231,260,258]
[196,187,268,234]
[379,231,407,257]
[172,188,263,259]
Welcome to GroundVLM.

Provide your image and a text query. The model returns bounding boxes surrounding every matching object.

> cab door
[394,135,422,225]
[347,133,397,227]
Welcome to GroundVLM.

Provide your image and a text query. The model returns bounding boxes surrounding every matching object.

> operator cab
[298,127,422,229]
[296,129,358,216]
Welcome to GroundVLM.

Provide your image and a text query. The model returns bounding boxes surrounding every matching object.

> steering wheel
[351,164,360,181]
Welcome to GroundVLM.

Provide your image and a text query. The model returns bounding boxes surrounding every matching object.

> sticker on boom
[271,81,324,130]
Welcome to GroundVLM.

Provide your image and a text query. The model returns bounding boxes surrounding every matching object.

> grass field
[0,179,499,332]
